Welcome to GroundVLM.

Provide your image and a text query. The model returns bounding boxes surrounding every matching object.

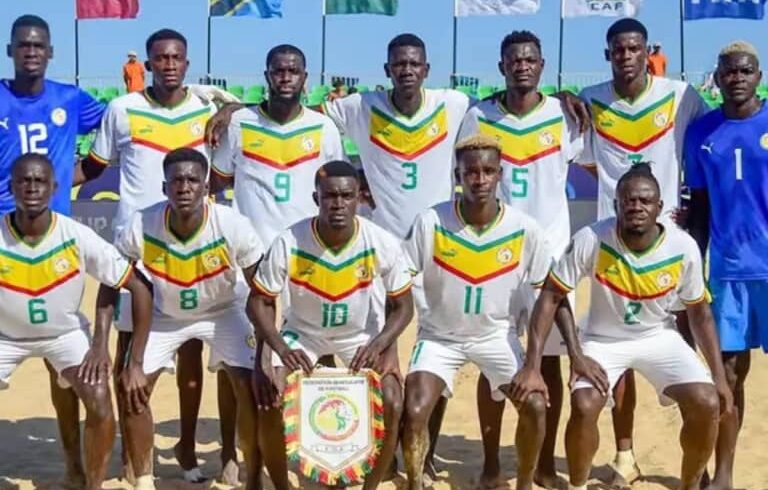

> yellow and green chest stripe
[289,248,376,301]
[591,92,676,152]
[433,226,524,284]
[478,116,563,166]
[127,107,210,153]
[369,104,448,160]
[142,235,231,287]
[241,122,323,169]
[0,240,81,296]
[595,243,683,300]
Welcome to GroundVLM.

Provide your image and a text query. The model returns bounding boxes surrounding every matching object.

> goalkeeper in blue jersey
[685,41,767,490]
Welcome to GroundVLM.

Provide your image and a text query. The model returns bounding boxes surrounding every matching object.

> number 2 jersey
[0,213,132,339]
[253,217,412,337]
[115,201,264,320]
[549,218,708,341]
[459,95,584,254]
[404,200,553,341]
[323,89,470,238]
[212,106,344,247]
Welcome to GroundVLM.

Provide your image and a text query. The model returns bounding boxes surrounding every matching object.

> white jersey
[0,213,132,339]
[459,95,583,255]
[89,89,216,234]
[116,202,264,320]
[323,89,471,237]
[404,200,552,341]
[549,218,708,341]
[212,106,344,247]
[253,217,412,338]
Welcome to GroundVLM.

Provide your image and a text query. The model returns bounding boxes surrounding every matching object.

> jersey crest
[594,242,683,300]
[369,103,448,160]
[143,235,232,288]
[0,239,80,296]
[288,248,376,301]
[127,107,209,153]
[591,92,675,152]
[432,225,524,284]
[240,122,323,169]
[478,116,563,166]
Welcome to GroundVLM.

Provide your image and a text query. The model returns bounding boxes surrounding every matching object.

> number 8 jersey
[115,201,264,320]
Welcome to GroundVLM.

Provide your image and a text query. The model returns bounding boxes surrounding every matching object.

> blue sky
[2,0,768,89]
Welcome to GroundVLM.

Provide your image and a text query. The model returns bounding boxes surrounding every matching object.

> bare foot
[476,471,509,490]
[424,458,440,482]
[62,470,86,490]
[382,456,399,482]
[533,470,559,490]
[219,459,240,486]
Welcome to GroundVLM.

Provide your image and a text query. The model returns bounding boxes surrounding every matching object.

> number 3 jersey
[404,200,553,341]
[115,202,264,320]
[252,217,412,337]
[0,213,132,339]
[549,218,709,341]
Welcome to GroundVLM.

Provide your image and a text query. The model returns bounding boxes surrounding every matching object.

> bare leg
[610,370,640,486]
[664,383,719,490]
[46,359,85,489]
[710,351,750,490]
[61,367,116,490]
[510,392,547,490]
[403,372,447,490]
[476,374,505,489]
[565,388,607,487]
[217,369,240,486]
[363,374,403,490]
[113,331,135,483]
[122,371,162,481]
[174,339,204,479]
[425,395,447,480]
[257,367,291,490]
[535,356,563,490]
[224,366,263,490]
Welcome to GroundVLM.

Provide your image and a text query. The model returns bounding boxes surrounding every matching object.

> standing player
[575,19,710,484]
[211,44,344,247]
[78,29,235,484]
[0,153,153,490]
[686,41,767,490]
[1,14,106,487]
[512,164,732,490]
[116,148,264,490]
[458,31,583,489]
[249,161,413,490]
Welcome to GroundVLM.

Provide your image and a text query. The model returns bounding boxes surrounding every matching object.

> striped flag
[209,0,283,17]
[562,0,643,18]
[325,0,398,15]
[456,0,540,16]
[76,0,139,19]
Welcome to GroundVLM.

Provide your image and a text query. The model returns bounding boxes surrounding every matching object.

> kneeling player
[402,135,566,490]
[249,161,413,490]
[0,154,153,490]
[116,148,264,490]
[512,163,732,490]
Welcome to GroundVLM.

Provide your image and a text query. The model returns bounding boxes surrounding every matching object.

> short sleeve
[88,102,120,166]
[447,90,471,122]
[678,238,709,305]
[211,118,240,178]
[114,212,144,261]
[76,89,106,134]
[79,225,133,288]
[523,221,554,287]
[320,118,345,162]
[402,212,432,275]
[252,234,289,297]
[322,95,361,135]
[228,210,264,268]
[574,91,596,167]
[375,231,413,297]
[549,226,597,292]
[562,109,585,162]
[457,108,481,141]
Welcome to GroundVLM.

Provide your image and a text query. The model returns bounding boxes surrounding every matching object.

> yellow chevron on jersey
[478,116,563,166]
[369,103,448,160]
[127,106,209,153]
[595,242,684,300]
[142,233,232,288]
[240,121,323,169]
[0,236,80,297]
[591,92,675,152]
[288,248,375,302]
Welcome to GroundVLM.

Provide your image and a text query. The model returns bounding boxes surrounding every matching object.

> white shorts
[142,307,257,375]
[573,328,712,406]
[408,329,524,402]
[0,329,90,390]
[513,285,577,356]
[272,328,372,367]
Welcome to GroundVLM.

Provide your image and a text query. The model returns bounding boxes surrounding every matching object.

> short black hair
[388,33,426,58]
[500,31,542,58]
[315,161,360,187]
[11,15,50,41]
[606,18,647,45]
[163,148,208,176]
[616,162,660,196]
[11,152,53,177]
[266,44,306,69]
[146,29,187,57]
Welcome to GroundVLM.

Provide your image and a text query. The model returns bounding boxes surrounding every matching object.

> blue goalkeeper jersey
[0,79,104,215]
[684,103,768,280]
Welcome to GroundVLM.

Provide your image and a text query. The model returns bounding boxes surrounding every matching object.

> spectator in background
[348,86,359,95]
[123,50,145,93]
[647,42,667,76]
[327,78,347,101]
[375,84,386,91]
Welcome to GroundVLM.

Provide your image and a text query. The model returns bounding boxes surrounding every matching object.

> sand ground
[0,279,766,490]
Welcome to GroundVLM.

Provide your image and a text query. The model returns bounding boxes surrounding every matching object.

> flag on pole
[325,0,398,15]
[684,0,766,20]
[76,0,139,19]
[562,0,643,18]
[456,0,540,16]
[209,0,282,17]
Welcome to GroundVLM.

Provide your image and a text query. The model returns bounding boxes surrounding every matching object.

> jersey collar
[164,202,209,245]
[311,217,359,256]
[6,212,57,249]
